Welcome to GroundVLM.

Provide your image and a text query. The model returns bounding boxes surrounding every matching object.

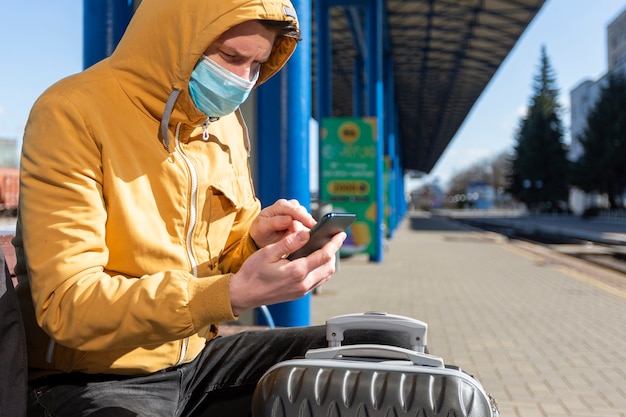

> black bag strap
[0,246,27,417]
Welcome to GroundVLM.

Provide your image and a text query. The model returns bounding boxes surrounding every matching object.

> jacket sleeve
[19,92,237,352]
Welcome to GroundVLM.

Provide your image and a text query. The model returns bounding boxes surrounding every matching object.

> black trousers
[27,325,411,417]
[0,248,27,417]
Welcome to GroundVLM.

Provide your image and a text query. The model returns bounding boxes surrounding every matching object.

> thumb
[271,230,309,260]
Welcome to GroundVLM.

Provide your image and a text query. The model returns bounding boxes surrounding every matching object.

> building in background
[0,137,19,213]
[608,8,626,71]
[569,7,626,215]
[466,182,495,210]
[409,182,445,211]
[0,138,18,168]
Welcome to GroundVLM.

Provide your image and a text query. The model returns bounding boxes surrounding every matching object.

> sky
[424,0,626,189]
[1,0,626,189]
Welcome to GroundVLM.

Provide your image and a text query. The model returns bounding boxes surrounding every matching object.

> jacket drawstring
[159,88,181,152]
[161,89,220,148]
[235,108,251,157]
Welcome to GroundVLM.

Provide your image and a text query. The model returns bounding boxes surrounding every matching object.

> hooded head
[107,0,300,148]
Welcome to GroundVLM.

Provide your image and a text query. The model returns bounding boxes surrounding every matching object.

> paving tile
[312,214,626,417]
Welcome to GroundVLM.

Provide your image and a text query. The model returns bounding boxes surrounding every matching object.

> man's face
[203,20,276,81]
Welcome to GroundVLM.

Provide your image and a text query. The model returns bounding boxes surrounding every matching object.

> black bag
[252,312,498,417]
[0,247,27,417]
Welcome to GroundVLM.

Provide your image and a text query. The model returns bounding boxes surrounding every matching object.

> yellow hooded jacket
[13,0,299,378]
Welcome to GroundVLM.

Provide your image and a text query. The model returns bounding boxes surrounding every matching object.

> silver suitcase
[252,312,498,417]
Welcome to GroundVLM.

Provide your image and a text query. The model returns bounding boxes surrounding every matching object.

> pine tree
[571,72,626,209]
[508,46,570,211]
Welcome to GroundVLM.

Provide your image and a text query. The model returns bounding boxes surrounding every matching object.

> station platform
[310,212,626,417]
[2,213,624,416]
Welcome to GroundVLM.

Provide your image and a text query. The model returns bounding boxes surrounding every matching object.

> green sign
[320,118,378,257]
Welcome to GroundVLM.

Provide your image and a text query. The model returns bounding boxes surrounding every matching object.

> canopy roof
[317,0,546,173]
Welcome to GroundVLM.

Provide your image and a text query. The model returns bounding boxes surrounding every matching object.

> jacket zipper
[47,123,203,368]
[172,122,205,366]
[201,119,211,141]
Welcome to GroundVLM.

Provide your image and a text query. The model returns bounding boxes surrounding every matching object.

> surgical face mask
[188,56,259,118]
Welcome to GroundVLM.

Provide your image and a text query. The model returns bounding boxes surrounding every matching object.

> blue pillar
[365,0,385,262]
[83,0,134,69]
[316,0,331,121]
[256,0,312,327]
[384,55,399,237]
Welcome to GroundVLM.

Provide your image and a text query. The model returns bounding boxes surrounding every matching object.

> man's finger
[270,230,309,260]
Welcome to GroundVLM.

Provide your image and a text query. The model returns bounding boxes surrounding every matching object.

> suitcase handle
[326,312,427,352]
[305,344,444,368]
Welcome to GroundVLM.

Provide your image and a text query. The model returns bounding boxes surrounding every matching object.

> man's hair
[258,19,302,42]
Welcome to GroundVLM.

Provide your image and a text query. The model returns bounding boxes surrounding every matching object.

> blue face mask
[188,56,259,118]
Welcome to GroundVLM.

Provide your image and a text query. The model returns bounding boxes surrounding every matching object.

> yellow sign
[338,122,361,144]
[328,181,370,196]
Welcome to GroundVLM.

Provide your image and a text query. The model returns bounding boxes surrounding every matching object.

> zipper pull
[202,119,210,141]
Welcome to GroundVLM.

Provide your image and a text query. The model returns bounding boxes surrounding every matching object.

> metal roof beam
[344,7,367,60]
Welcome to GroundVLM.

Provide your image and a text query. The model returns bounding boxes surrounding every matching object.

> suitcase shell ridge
[252,313,498,417]
[253,358,495,417]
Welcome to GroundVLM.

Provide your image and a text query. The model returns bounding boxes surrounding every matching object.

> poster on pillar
[320,117,378,257]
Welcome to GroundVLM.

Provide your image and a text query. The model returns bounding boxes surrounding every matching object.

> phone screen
[287,212,356,260]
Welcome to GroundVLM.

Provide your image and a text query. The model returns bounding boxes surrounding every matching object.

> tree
[446,162,492,198]
[508,46,570,211]
[571,72,626,209]
[444,151,512,208]
[491,150,511,193]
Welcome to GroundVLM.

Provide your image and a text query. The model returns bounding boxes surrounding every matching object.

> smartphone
[287,212,357,260]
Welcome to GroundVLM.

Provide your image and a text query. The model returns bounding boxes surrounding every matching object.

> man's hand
[228,228,346,316]
[249,199,316,248]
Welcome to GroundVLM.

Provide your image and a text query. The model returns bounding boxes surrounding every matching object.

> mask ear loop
[250,66,261,84]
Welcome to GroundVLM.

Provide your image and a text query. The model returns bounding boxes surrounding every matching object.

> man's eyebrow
[219,44,246,57]
[220,43,271,63]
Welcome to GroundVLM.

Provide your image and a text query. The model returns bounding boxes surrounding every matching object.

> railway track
[454,218,626,276]
[511,231,626,275]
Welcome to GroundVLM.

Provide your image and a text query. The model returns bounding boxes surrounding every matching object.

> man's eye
[220,51,238,61]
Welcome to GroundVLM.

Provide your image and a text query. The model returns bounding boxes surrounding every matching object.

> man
[13,0,344,415]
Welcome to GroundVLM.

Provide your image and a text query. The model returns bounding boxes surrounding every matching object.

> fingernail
[297,231,308,242]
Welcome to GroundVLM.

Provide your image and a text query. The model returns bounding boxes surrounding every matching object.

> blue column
[256,0,312,327]
[83,0,134,69]
[365,0,385,262]
[316,0,331,121]
[384,56,398,237]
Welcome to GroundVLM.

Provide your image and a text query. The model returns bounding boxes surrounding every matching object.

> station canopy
[315,0,546,174]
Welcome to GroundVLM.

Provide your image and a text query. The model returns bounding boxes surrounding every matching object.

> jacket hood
[107,0,299,148]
